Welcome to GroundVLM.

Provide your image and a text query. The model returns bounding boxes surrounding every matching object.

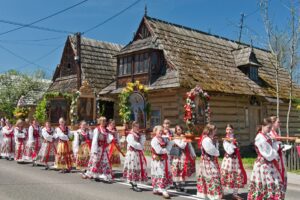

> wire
[0,19,74,34]
[83,0,142,34]
[0,36,65,42]
[0,0,88,36]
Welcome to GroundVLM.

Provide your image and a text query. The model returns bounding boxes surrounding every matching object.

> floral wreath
[119,81,151,124]
[184,85,211,133]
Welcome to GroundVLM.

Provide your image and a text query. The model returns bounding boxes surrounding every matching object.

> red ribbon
[182,145,195,179]
[5,130,14,153]
[45,141,57,164]
[277,147,285,185]
[109,139,125,158]
[138,150,147,179]
[234,147,247,185]
[83,132,92,149]
[17,139,24,160]
[32,128,40,159]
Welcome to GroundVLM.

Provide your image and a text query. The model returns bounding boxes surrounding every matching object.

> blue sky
[0,0,293,78]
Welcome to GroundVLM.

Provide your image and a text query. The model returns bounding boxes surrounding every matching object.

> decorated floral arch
[118,81,151,126]
[184,85,211,134]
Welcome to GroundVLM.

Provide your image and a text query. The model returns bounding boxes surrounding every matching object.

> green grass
[289,170,300,175]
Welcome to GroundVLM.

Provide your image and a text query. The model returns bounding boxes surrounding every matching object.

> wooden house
[100,16,300,146]
[48,33,123,124]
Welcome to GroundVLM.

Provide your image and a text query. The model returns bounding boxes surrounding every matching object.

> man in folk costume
[221,124,246,200]
[269,116,289,196]
[123,121,147,192]
[107,119,124,168]
[23,119,42,163]
[54,117,74,173]
[248,117,285,200]
[171,125,196,192]
[0,119,15,160]
[82,117,114,182]
[14,119,27,163]
[35,121,57,170]
[73,120,92,172]
[151,125,174,199]
[197,124,223,200]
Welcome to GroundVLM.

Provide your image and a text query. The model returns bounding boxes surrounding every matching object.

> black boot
[132,185,142,192]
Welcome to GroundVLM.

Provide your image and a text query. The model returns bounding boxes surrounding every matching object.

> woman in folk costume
[0,119,15,160]
[123,121,147,192]
[107,119,124,167]
[248,117,285,200]
[162,119,174,138]
[151,125,174,199]
[14,119,27,163]
[0,118,5,155]
[82,117,114,182]
[220,124,247,200]
[35,121,56,169]
[54,117,74,173]
[269,116,288,195]
[171,125,196,192]
[23,119,42,163]
[73,120,92,171]
[197,124,223,200]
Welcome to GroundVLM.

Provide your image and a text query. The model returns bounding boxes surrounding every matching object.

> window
[133,53,149,74]
[249,67,258,81]
[150,109,161,128]
[118,57,132,76]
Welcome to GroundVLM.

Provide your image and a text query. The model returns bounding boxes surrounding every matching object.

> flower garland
[13,107,30,120]
[34,91,80,125]
[184,85,211,133]
[118,81,151,124]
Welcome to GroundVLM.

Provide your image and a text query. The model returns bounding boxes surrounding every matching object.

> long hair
[198,123,216,149]
[175,125,184,136]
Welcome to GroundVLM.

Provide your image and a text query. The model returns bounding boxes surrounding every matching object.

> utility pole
[238,13,245,44]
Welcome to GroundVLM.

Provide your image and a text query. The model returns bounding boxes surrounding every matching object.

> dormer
[116,17,166,88]
[233,47,262,83]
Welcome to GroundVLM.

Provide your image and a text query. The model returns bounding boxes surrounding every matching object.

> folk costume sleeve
[174,138,187,149]
[73,130,80,155]
[107,133,114,144]
[91,129,99,154]
[223,140,236,155]
[41,128,53,142]
[126,134,143,150]
[151,137,168,154]
[202,137,219,157]
[255,134,278,161]
[55,128,69,141]
[27,126,34,143]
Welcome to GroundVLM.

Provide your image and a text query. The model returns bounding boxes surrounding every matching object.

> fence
[285,142,300,171]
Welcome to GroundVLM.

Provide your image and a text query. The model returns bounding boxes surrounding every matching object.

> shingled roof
[104,16,300,99]
[49,35,123,94]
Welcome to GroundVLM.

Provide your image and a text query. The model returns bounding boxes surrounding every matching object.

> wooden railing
[285,141,300,171]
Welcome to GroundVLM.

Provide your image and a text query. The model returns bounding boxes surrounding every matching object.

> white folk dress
[151,136,174,192]
[221,137,247,189]
[85,127,113,179]
[73,129,93,170]
[23,125,42,162]
[197,135,223,200]
[35,127,56,166]
[0,126,15,158]
[171,138,196,183]
[53,126,74,170]
[247,132,285,200]
[123,131,148,183]
[14,127,27,162]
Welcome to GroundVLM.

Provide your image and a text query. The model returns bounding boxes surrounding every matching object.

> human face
[45,122,51,129]
[133,124,139,132]
[100,119,106,127]
[59,119,65,126]
[262,124,272,134]
[226,127,233,135]
[176,126,183,135]
[211,128,217,137]
[156,128,163,137]
[273,119,280,130]
[163,121,170,129]
[109,122,115,128]
[80,122,87,130]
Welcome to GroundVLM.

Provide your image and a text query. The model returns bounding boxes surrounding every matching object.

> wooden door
[249,107,261,142]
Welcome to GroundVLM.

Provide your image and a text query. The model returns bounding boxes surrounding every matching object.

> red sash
[182,144,195,179]
[17,138,25,159]
[152,136,170,180]
[97,126,113,177]
[32,126,40,158]
[44,129,56,163]
[5,128,14,152]
[58,126,72,169]
[258,133,285,182]
[81,130,92,149]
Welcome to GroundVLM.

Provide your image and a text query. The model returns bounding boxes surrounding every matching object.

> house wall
[112,88,300,146]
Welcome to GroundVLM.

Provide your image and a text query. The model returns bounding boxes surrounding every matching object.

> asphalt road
[0,159,299,200]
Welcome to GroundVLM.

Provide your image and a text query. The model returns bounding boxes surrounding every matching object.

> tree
[260,0,300,136]
[0,70,49,120]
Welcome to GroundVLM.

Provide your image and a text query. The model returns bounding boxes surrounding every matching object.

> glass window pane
[143,53,148,72]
